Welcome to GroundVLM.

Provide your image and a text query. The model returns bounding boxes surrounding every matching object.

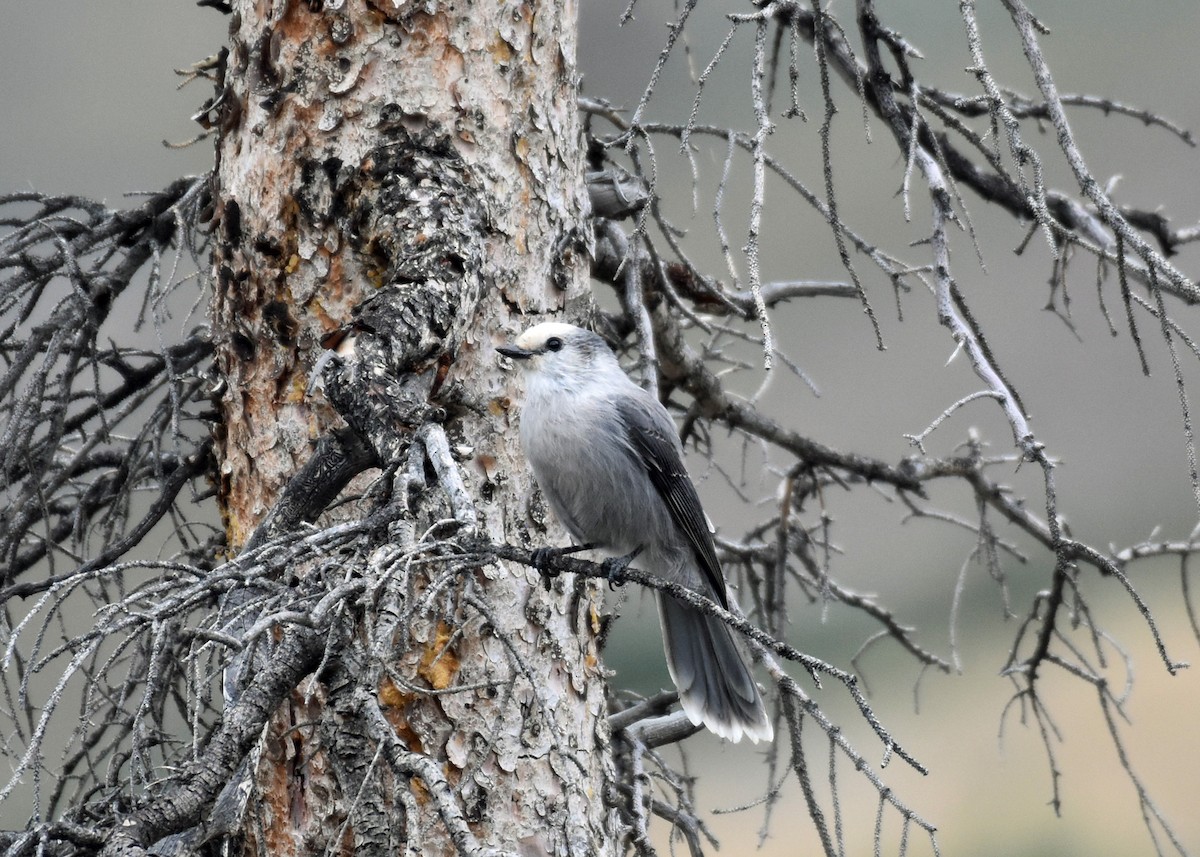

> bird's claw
[530,543,596,591]
[530,546,560,575]
[601,546,642,590]
[530,546,563,592]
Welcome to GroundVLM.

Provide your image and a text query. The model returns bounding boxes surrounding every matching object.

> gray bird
[497,322,772,743]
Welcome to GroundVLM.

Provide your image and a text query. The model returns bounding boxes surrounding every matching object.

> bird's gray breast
[521,392,673,555]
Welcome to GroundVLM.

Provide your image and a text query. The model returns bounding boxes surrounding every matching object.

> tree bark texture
[210,1,613,854]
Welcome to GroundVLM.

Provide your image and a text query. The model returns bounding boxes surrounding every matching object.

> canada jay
[497,322,772,743]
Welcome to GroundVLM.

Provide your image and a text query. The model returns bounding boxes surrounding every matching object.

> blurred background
[3,2,1200,854]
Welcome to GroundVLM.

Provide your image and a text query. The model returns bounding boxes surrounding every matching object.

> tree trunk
[210,1,614,854]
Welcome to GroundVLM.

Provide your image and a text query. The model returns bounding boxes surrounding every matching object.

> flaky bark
[210,1,614,854]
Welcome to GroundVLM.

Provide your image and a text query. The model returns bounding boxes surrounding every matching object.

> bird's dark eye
[545,337,563,352]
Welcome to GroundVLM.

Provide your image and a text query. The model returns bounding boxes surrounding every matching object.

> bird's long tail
[657,593,773,743]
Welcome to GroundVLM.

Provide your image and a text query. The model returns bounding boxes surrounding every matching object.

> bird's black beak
[496,344,533,360]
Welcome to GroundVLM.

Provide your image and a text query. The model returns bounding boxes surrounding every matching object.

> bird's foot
[530,543,595,589]
[601,546,643,590]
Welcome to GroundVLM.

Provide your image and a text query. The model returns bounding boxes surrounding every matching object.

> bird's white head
[496,322,619,387]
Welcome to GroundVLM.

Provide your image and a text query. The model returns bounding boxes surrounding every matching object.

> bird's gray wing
[616,395,729,609]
